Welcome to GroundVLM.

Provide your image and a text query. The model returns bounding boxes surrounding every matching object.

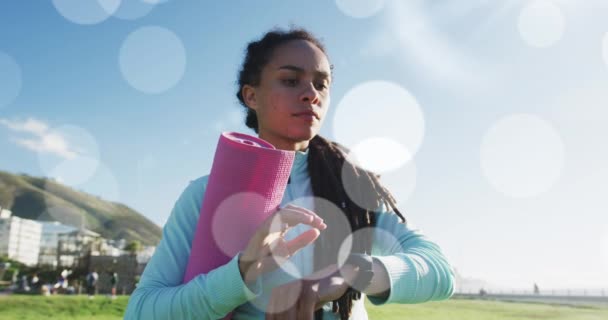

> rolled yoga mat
[183,132,295,285]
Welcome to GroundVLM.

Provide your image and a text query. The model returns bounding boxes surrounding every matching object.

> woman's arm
[124,176,262,319]
[367,208,455,305]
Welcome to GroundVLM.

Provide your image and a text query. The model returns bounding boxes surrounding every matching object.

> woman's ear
[242,84,258,110]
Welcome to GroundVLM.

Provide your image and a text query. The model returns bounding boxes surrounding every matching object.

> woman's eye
[282,78,298,86]
[315,82,328,90]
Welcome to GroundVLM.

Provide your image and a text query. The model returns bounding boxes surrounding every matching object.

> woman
[124,28,454,320]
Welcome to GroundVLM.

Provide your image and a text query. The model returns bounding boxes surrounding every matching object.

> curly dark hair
[236,27,406,320]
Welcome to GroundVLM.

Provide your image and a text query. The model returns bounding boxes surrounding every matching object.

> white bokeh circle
[43,201,85,227]
[333,80,425,168]
[40,180,88,227]
[272,196,353,281]
[480,114,565,198]
[48,156,100,187]
[119,26,186,94]
[266,207,312,264]
[37,125,101,187]
[602,32,608,71]
[0,52,22,109]
[517,0,565,48]
[41,162,120,228]
[52,0,121,25]
[335,0,385,19]
[77,163,121,203]
[378,158,417,206]
[211,192,269,258]
[341,160,379,213]
[344,137,412,174]
[337,227,399,293]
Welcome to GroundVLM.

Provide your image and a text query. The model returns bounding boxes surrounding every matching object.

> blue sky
[2,0,608,291]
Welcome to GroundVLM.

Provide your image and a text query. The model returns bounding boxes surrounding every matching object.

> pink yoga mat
[183,132,294,284]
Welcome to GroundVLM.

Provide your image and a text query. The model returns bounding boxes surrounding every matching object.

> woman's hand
[265,264,359,320]
[238,204,327,286]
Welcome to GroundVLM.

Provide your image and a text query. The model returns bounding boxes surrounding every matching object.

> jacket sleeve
[124,176,262,319]
[368,207,455,305]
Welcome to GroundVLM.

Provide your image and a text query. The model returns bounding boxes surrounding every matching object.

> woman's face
[242,39,332,150]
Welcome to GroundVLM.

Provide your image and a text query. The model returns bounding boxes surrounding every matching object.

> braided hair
[236,27,407,320]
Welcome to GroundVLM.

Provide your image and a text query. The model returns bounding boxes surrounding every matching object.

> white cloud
[0,118,78,159]
[0,118,48,135]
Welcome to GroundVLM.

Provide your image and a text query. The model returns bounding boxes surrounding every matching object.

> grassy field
[0,294,607,319]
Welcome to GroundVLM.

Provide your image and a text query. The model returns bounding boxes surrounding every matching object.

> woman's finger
[267,209,316,232]
[255,209,310,244]
[251,241,295,277]
[256,237,293,275]
[268,236,291,258]
[283,228,321,257]
[284,204,326,229]
[279,208,326,230]
[261,207,325,243]
[267,209,311,230]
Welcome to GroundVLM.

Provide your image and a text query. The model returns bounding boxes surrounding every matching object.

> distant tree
[124,240,142,255]
[0,188,12,208]
[0,256,27,282]
[11,192,46,220]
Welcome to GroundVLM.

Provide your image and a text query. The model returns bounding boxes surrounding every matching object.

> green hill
[0,170,161,246]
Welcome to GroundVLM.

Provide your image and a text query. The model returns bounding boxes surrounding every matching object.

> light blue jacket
[124,149,454,319]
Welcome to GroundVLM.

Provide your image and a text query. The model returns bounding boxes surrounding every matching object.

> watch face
[345,253,374,292]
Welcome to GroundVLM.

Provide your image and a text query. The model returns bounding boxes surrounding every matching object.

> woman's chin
[288,129,317,142]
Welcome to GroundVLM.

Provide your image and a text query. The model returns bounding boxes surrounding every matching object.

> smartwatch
[344,253,374,293]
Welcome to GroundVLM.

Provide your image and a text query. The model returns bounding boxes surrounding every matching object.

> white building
[56,228,100,267]
[91,237,123,257]
[40,222,124,268]
[38,221,77,268]
[0,208,43,266]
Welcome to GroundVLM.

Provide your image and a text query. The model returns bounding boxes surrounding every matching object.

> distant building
[93,238,123,257]
[0,209,42,266]
[38,221,77,268]
[40,221,127,268]
[57,228,101,268]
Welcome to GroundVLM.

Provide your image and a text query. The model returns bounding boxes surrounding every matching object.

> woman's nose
[300,82,320,105]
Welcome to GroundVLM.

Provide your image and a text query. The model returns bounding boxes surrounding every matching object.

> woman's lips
[294,113,316,122]
[293,110,319,121]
